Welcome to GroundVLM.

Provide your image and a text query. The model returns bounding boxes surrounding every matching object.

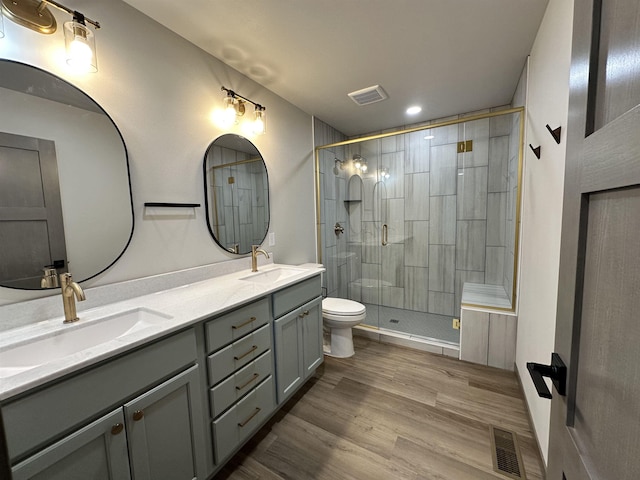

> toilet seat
[322,298,366,319]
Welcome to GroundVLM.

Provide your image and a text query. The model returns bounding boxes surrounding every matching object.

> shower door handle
[382,224,388,246]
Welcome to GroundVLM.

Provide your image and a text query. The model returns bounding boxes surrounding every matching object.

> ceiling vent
[348,85,388,106]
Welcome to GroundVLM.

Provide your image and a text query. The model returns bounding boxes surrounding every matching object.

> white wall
[515,0,574,466]
[0,0,316,305]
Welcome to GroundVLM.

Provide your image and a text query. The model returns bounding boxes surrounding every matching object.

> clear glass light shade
[222,96,237,126]
[253,109,266,135]
[64,21,97,73]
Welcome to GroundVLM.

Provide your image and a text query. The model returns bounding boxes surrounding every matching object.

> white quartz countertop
[0,263,324,401]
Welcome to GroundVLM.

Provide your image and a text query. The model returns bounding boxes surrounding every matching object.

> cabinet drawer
[212,376,275,463]
[272,275,321,318]
[205,297,270,354]
[207,324,271,385]
[209,350,273,418]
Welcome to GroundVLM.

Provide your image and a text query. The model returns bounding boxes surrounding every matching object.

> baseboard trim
[514,362,548,479]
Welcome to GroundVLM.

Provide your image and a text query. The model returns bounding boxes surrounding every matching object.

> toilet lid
[322,297,366,316]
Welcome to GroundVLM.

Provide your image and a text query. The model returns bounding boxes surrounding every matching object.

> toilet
[322,297,366,358]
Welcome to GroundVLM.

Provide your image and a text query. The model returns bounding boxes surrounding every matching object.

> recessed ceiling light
[406,106,422,115]
[424,135,435,140]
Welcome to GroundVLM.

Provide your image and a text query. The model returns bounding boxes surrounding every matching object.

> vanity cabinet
[4,329,207,480]
[272,276,323,404]
[203,297,276,466]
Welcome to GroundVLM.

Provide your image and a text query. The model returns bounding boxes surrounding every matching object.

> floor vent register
[490,425,527,479]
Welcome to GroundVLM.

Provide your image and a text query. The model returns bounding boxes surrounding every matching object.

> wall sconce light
[353,154,368,173]
[217,86,267,135]
[379,167,390,180]
[1,0,100,73]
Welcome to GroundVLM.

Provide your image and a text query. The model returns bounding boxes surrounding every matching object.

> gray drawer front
[212,376,275,463]
[3,329,197,463]
[205,297,270,354]
[272,275,322,318]
[209,350,273,418]
[207,324,271,386]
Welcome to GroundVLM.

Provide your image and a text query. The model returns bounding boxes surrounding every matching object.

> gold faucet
[60,273,86,323]
[251,245,270,272]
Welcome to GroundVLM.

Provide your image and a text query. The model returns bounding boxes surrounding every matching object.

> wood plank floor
[214,336,545,480]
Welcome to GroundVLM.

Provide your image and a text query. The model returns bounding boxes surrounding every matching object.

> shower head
[333,157,344,175]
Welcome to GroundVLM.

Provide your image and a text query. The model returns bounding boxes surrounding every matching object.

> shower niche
[315,108,524,349]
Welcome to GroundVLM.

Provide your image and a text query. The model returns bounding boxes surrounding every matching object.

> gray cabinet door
[124,365,206,480]
[301,296,323,379]
[274,308,303,403]
[11,409,130,480]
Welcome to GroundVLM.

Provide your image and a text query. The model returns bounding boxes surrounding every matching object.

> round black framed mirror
[203,134,270,255]
[0,60,134,289]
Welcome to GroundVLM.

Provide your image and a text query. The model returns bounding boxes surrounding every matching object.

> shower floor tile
[362,304,460,345]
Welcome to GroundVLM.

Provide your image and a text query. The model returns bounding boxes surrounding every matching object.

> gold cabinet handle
[382,224,388,246]
[303,310,309,316]
[235,373,260,391]
[234,345,258,361]
[111,423,124,435]
[133,410,144,421]
[232,316,257,330]
[238,407,261,428]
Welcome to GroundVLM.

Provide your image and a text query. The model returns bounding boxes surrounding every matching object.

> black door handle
[526,353,567,399]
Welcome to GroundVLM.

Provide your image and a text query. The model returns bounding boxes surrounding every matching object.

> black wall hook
[529,144,541,159]
[546,124,562,144]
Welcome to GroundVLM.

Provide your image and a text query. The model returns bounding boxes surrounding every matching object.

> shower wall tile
[430,115,459,146]
[430,144,458,196]
[487,192,507,246]
[457,166,488,220]
[457,138,489,168]
[381,130,403,153]
[406,129,431,173]
[429,245,455,293]
[429,195,457,245]
[405,221,429,267]
[347,202,362,243]
[336,177,347,223]
[428,291,455,316]
[405,267,429,312]
[348,243,362,282]
[459,117,490,141]
[387,198,405,244]
[382,244,404,287]
[362,176,376,222]
[382,286,405,309]
[382,152,405,198]
[361,221,380,264]
[485,246,505,285]
[405,173,430,221]
[456,220,487,271]
[325,246,338,296]
[488,136,509,193]
[490,110,512,137]
[338,264,348,298]
[324,199,337,248]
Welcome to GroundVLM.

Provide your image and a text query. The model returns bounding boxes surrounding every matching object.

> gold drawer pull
[133,410,144,421]
[302,310,309,316]
[111,423,124,435]
[238,407,261,428]
[234,345,258,361]
[235,373,260,391]
[232,316,257,330]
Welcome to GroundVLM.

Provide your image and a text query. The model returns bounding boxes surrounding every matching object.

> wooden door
[124,366,206,480]
[0,131,67,288]
[548,0,640,478]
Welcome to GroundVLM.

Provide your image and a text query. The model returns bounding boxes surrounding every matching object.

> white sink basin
[239,267,306,284]
[0,308,172,379]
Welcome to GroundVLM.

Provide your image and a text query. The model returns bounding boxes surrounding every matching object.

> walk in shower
[315,108,524,347]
